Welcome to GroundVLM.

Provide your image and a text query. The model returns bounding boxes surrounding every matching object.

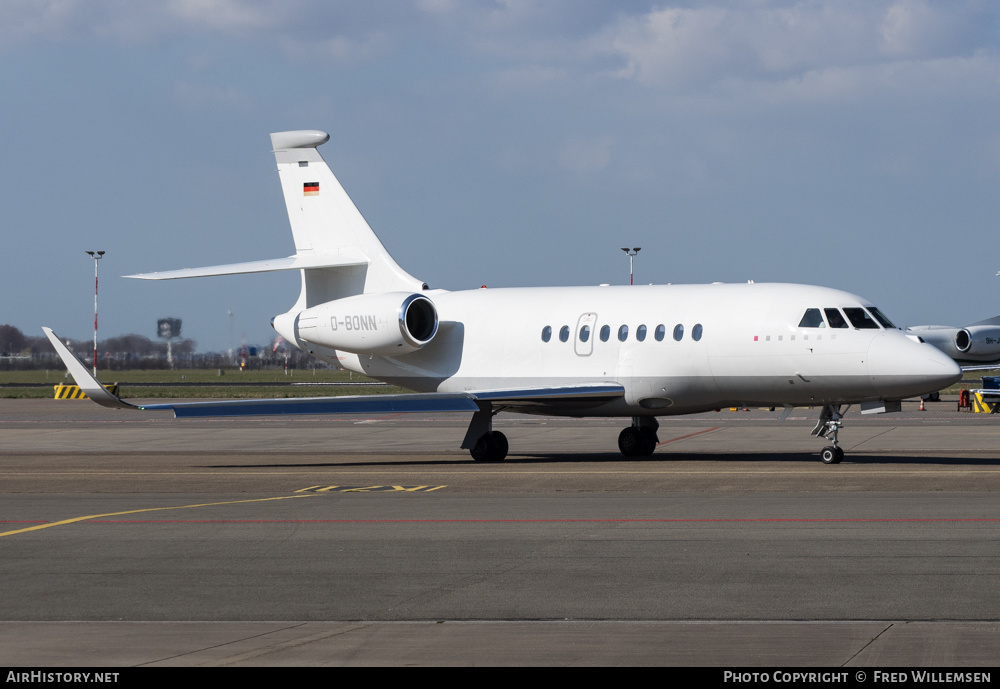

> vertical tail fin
[271,130,424,307]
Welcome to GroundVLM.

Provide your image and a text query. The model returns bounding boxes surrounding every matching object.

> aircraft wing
[43,328,623,418]
[138,384,623,418]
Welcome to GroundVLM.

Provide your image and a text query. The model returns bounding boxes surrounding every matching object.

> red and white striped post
[85,251,105,376]
[621,247,641,285]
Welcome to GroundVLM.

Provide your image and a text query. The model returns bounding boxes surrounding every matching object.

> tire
[638,428,658,456]
[820,446,841,464]
[471,434,495,462]
[618,427,641,457]
[489,431,508,461]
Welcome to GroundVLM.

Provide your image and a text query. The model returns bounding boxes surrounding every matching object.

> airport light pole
[621,247,641,285]
[85,251,105,376]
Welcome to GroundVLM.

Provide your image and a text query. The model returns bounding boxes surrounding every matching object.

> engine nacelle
[908,324,1000,363]
[956,325,1000,359]
[290,292,438,355]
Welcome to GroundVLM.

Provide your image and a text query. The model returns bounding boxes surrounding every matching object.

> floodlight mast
[84,251,105,376]
[621,247,641,285]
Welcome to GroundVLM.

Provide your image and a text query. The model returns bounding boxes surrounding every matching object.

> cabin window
[798,309,825,328]
[559,325,570,342]
[824,308,849,329]
[600,325,611,342]
[655,324,665,341]
[673,324,684,341]
[541,326,552,342]
[636,325,647,342]
[868,307,896,329]
[580,325,591,342]
[843,307,880,329]
[692,324,703,341]
[618,325,629,342]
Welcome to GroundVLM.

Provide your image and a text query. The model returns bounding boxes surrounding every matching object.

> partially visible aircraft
[907,316,1000,369]
[44,130,962,465]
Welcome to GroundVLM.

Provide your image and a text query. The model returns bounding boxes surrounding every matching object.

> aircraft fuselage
[307,282,960,416]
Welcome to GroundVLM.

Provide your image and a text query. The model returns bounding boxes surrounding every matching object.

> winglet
[42,328,137,409]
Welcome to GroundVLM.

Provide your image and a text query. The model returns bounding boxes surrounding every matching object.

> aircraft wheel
[471,432,507,462]
[489,431,508,461]
[471,433,494,461]
[638,428,657,456]
[820,446,842,464]
[618,427,641,457]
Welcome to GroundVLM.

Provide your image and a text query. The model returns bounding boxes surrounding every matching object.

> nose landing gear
[812,404,847,464]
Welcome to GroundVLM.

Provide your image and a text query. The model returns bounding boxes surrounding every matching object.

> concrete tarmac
[1,398,998,666]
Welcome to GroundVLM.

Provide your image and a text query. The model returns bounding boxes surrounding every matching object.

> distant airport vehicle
[44,130,962,464]
[907,316,1000,369]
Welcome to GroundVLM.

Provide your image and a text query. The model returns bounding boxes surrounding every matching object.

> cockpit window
[798,308,825,328]
[867,307,896,329]
[824,308,849,329]
[843,307,880,329]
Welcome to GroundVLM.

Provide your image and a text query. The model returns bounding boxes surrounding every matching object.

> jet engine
[282,292,439,355]
[907,324,1000,363]
[955,325,1000,359]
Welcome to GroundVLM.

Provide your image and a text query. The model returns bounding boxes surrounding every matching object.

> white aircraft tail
[128,130,425,309]
[271,130,425,307]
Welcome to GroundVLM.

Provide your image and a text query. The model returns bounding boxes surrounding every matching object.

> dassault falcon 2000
[44,130,962,464]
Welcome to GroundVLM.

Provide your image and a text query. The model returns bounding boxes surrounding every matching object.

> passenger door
[575,313,597,357]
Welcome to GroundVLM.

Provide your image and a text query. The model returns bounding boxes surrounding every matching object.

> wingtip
[40,326,136,410]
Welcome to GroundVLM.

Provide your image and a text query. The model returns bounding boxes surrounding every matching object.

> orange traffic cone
[919,398,926,411]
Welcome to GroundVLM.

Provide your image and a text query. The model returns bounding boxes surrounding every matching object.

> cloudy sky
[3,0,999,352]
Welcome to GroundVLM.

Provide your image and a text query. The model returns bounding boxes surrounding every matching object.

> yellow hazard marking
[0,494,315,539]
[53,384,87,399]
[53,384,119,399]
[972,393,998,414]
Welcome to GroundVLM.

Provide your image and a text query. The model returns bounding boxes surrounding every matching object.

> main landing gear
[463,404,509,462]
[471,430,508,462]
[811,404,847,464]
[618,417,659,457]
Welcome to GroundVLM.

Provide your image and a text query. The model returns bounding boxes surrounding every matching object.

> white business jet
[43,130,962,465]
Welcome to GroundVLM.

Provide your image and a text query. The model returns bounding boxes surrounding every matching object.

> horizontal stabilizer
[125,251,368,280]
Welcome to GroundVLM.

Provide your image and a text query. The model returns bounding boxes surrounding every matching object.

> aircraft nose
[867,333,962,399]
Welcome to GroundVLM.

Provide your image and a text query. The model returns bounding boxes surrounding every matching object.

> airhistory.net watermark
[6,673,119,683]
